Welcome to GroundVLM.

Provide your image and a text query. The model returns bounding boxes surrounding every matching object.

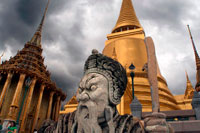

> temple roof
[112,0,142,33]
[0,0,66,100]
[66,96,78,105]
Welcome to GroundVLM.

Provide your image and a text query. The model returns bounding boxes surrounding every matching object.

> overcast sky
[0,0,200,106]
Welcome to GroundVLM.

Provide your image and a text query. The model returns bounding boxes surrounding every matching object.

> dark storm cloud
[0,0,70,51]
[17,0,46,25]
[134,0,192,30]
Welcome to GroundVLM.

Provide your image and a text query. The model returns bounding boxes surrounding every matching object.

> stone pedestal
[130,96,142,119]
[191,91,200,120]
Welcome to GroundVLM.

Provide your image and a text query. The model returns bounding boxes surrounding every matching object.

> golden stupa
[61,0,195,114]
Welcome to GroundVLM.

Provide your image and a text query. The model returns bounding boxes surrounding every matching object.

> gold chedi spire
[112,0,142,33]
[187,25,200,84]
[184,71,194,99]
[30,0,50,46]
[187,25,200,62]
[186,71,190,82]
[104,0,180,112]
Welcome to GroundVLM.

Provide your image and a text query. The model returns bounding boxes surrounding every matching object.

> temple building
[61,0,196,114]
[0,0,66,132]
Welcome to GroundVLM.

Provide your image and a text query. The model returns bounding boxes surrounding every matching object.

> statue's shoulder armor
[115,114,144,133]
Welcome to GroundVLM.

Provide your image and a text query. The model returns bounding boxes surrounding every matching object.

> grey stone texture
[130,96,142,119]
[191,91,200,120]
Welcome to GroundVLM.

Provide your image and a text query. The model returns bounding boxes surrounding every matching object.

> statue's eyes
[90,85,97,91]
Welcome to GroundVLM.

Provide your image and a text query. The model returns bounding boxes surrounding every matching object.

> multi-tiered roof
[0,0,66,100]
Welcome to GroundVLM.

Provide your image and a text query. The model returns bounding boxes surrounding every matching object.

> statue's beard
[73,92,115,133]
[75,101,102,133]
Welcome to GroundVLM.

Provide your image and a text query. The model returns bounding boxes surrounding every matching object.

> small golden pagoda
[174,72,194,110]
[0,0,66,132]
[62,0,197,114]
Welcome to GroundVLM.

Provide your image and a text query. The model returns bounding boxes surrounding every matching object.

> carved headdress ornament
[84,49,127,105]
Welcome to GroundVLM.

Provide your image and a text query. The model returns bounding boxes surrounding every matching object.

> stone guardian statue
[39,50,173,133]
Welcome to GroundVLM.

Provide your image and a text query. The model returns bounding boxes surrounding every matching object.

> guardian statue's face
[73,50,127,132]
[76,73,109,117]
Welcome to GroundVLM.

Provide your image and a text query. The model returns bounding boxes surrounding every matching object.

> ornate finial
[187,25,200,62]
[185,70,190,83]
[184,70,195,99]
[37,0,50,33]
[112,0,142,33]
[187,25,200,84]
[30,0,50,46]
[92,49,99,55]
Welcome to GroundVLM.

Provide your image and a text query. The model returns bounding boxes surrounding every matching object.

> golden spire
[187,25,200,62]
[112,0,142,33]
[185,71,190,83]
[30,0,50,47]
[184,71,194,99]
[187,25,200,84]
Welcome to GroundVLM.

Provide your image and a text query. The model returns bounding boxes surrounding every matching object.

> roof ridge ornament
[30,0,50,47]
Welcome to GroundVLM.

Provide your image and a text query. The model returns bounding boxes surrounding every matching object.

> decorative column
[31,84,45,132]
[55,96,61,121]
[20,77,37,133]
[0,73,13,108]
[7,73,26,121]
[52,102,56,120]
[46,91,55,119]
[57,98,61,121]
